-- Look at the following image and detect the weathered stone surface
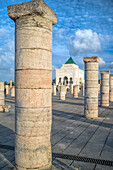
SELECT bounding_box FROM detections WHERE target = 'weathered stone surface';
[84,109,98,119]
[60,86,65,100]
[15,135,51,168]
[16,49,52,70]
[15,108,52,136]
[110,75,113,102]
[73,85,79,98]
[85,71,98,80]
[53,84,56,96]
[0,82,5,112]
[84,56,99,119]
[100,71,110,107]
[15,89,52,108]
[16,27,52,51]
[10,80,12,89]
[16,70,52,89]
[85,87,98,98]
[82,83,84,96]
[11,86,15,97]
[85,62,98,71]
[5,85,9,95]
[85,80,98,88]
[7,0,57,25]
[16,15,52,31]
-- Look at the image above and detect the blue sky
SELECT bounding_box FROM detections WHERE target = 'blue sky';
[0,0,113,81]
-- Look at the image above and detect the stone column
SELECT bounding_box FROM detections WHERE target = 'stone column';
[0,82,5,112]
[6,85,9,95]
[11,86,15,97]
[10,80,12,89]
[70,83,73,94]
[110,75,113,102]
[83,57,99,119]
[8,1,57,170]
[73,85,79,98]
[53,84,56,96]
[82,83,84,96]
[60,86,65,100]
[100,71,110,106]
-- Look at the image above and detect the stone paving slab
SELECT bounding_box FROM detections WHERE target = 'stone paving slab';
[0,92,113,169]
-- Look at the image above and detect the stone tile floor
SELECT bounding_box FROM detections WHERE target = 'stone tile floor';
[0,91,113,169]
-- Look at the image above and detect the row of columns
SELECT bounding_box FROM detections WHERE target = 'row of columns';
[0,82,14,112]
[5,84,15,97]
[53,83,81,100]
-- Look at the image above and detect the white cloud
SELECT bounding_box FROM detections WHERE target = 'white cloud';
[99,57,106,68]
[69,29,102,56]
[53,27,65,38]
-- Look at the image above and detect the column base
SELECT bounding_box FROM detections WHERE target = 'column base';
[16,165,58,170]
[85,110,98,119]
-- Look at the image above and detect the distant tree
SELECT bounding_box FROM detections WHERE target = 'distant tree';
[12,82,15,86]
[4,81,8,85]
[98,79,101,84]
[52,78,56,85]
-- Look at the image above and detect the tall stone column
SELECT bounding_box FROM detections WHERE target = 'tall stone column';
[11,86,15,97]
[73,85,79,98]
[6,85,9,95]
[53,84,56,96]
[70,83,73,94]
[60,86,65,100]
[100,71,110,106]
[110,75,113,102]
[10,80,12,89]
[8,1,57,170]
[83,57,99,119]
[0,82,5,112]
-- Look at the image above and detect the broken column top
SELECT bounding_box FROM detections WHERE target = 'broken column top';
[83,56,99,63]
[7,0,57,25]
[100,71,110,74]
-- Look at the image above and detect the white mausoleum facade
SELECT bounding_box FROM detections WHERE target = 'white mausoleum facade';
[56,57,84,86]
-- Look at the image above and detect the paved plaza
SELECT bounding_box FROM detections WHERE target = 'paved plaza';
[0,91,113,170]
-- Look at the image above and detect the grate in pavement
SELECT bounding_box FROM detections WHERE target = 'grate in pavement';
[52,153,113,167]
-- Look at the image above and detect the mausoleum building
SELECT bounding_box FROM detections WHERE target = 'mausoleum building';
[56,57,84,86]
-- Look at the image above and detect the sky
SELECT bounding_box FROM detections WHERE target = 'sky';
[0,0,113,82]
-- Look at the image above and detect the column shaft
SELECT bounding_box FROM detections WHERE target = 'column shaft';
[100,71,110,106]
[110,75,113,102]
[53,84,56,96]
[11,86,15,97]
[0,82,5,112]
[10,80,12,89]
[60,86,65,100]
[84,57,99,119]
[6,85,9,95]
[73,85,79,98]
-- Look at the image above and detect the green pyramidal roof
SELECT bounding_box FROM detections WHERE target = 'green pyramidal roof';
[65,57,76,65]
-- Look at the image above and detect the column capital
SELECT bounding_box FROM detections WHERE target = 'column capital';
[100,71,110,74]
[83,56,99,63]
[110,74,113,77]
[7,0,57,25]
